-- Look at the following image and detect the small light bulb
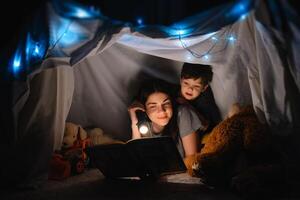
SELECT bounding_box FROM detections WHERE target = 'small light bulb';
[137,18,143,25]
[211,36,218,42]
[177,30,185,35]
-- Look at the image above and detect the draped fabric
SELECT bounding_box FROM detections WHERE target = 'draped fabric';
[1,0,299,184]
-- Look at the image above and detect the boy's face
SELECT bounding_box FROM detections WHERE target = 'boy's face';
[180,77,208,100]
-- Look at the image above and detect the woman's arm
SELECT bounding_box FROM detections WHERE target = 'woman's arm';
[181,131,198,156]
[128,102,145,139]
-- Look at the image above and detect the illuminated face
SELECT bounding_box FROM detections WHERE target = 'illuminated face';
[145,92,173,132]
[180,78,207,101]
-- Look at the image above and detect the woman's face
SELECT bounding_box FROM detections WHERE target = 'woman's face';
[145,92,173,129]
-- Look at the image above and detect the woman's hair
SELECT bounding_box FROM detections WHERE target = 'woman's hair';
[136,78,179,140]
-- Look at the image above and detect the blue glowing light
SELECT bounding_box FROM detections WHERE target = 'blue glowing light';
[239,13,247,21]
[177,30,185,35]
[136,18,143,26]
[167,28,192,38]
[238,3,245,11]
[13,56,21,68]
[228,35,237,43]
[232,3,246,14]
[25,33,46,65]
[167,22,194,38]
[227,0,251,19]
[11,48,22,74]
[50,17,89,48]
[211,36,218,42]
[63,3,100,19]
[204,54,210,60]
[74,7,92,18]
[60,31,79,46]
[34,45,40,55]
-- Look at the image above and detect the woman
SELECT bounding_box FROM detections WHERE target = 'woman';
[128,79,202,158]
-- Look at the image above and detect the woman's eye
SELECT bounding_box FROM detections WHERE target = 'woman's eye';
[148,106,156,110]
[163,102,172,107]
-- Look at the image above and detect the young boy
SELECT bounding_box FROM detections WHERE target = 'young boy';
[179,62,221,134]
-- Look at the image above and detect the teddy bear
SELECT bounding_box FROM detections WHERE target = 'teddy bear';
[62,122,90,149]
[184,104,286,198]
[49,122,92,180]
[49,123,118,180]
[85,127,117,145]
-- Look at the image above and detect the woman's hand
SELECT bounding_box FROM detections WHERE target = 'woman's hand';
[128,101,145,125]
[128,101,145,139]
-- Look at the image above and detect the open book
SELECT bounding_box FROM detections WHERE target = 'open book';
[86,136,187,179]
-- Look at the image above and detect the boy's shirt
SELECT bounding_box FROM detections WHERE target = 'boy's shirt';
[190,86,221,133]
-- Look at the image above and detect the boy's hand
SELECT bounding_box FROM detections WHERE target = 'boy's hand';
[199,119,209,132]
[197,113,209,132]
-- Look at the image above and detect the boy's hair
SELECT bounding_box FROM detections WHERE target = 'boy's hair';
[181,63,213,85]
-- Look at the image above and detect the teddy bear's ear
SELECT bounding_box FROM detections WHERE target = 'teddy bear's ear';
[227,103,242,118]
[78,126,88,140]
[65,122,77,135]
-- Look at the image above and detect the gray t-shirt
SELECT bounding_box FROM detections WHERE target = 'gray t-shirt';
[144,105,203,158]
[176,105,204,157]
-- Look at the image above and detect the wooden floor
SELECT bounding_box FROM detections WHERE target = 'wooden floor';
[2,168,300,200]
[1,169,243,200]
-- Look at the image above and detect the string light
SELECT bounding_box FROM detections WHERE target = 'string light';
[11,47,22,75]
[136,17,143,26]
[211,36,218,42]
[8,0,250,77]
[203,54,210,61]
[176,9,247,62]
[186,55,193,61]
[227,34,237,44]
[240,14,247,20]
[34,45,40,54]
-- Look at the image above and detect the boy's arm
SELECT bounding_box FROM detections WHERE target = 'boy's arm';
[181,131,198,156]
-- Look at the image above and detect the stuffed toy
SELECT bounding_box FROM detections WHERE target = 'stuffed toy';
[49,122,92,180]
[62,122,90,149]
[184,104,286,198]
[86,127,117,145]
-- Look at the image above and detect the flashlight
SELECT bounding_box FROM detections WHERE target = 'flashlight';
[135,110,152,135]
